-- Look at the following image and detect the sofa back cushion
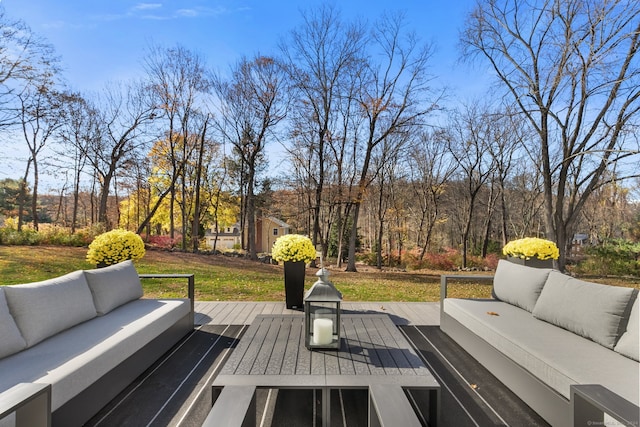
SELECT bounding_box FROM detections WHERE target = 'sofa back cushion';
[4,271,97,347]
[532,271,635,349]
[614,292,639,361]
[0,287,27,358]
[492,259,552,312]
[84,260,143,315]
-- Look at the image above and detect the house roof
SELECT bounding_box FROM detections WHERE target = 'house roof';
[263,216,290,228]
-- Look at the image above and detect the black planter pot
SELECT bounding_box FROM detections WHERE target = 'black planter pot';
[284,261,305,309]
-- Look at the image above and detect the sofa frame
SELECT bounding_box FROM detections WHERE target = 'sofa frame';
[440,274,639,427]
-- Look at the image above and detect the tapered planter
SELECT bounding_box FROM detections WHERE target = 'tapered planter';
[284,261,306,309]
[507,256,554,269]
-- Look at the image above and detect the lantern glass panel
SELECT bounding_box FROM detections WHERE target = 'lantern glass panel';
[306,301,340,348]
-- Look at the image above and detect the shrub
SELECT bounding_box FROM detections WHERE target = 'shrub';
[143,234,180,249]
[37,225,91,246]
[577,239,640,276]
[420,251,457,271]
[0,227,41,245]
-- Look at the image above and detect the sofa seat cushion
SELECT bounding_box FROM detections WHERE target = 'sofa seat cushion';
[0,298,190,410]
[532,271,635,349]
[84,260,144,315]
[4,271,97,347]
[0,288,26,359]
[492,259,552,312]
[444,298,639,405]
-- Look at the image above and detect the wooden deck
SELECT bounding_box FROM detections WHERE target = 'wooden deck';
[194,301,441,326]
[88,301,550,426]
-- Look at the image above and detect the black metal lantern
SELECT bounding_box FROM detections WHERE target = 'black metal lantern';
[304,268,342,350]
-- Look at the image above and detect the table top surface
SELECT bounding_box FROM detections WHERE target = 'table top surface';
[213,314,438,389]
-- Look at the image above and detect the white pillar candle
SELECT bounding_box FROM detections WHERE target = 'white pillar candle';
[313,318,333,345]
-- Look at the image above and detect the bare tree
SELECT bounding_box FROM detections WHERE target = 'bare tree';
[462,0,640,269]
[55,92,100,232]
[370,133,407,268]
[0,7,61,230]
[280,4,367,255]
[483,107,524,246]
[408,130,458,259]
[345,11,438,272]
[142,44,210,245]
[446,104,496,268]
[89,81,157,228]
[213,55,287,260]
[0,7,57,128]
[16,77,64,231]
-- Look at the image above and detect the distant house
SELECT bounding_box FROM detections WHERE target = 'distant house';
[204,216,291,253]
[204,223,241,250]
[570,233,591,257]
[255,216,291,253]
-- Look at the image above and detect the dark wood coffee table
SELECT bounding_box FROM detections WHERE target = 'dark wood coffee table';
[212,314,440,426]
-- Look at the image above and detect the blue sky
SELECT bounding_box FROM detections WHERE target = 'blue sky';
[1,1,491,188]
[2,0,485,96]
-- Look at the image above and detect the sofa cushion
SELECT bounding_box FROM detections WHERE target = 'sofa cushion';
[0,298,190,410]
[0,288,27,359]
[615,293,639,361]
[84,260,144,315]
[444,298,639,405]
[4,271,97,347]
[532,271,635,349]
[492,259,552,312]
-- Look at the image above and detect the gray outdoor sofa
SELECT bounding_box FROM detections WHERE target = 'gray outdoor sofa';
[0,260,194,427]
[440,259,639,427]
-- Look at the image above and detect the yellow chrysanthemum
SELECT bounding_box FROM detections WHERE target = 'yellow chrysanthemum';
[87,229,146,266]
[272,234,316,264]
[503,237,559,260]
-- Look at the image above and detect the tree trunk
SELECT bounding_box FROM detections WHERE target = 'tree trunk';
[346,202,360,272]
[192,119,208,253]
[461,200,475,269]
[31,159,39,231]
[71,168,81,234]
[98,171,113,228]
[246,168,258,260]
[17,164,31,232]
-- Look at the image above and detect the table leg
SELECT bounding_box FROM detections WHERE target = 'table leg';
[322,387,330,427]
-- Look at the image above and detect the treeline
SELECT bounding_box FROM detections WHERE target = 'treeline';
[1,2,640,272]
[2,167,638,269]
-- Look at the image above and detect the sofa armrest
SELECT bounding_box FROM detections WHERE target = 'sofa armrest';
[440,274,494,301]
[139,273,195,326]
[0,383,51,427]
[571,384,639,427]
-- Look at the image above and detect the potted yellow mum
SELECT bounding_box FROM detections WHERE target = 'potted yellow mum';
[272,234,316,309]
[87,229,146,268]
[502,237,559,268]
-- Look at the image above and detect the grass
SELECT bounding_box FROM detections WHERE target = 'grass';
[1,245,637,302]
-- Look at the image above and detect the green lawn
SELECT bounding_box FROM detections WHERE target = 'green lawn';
[1,245,637,302]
